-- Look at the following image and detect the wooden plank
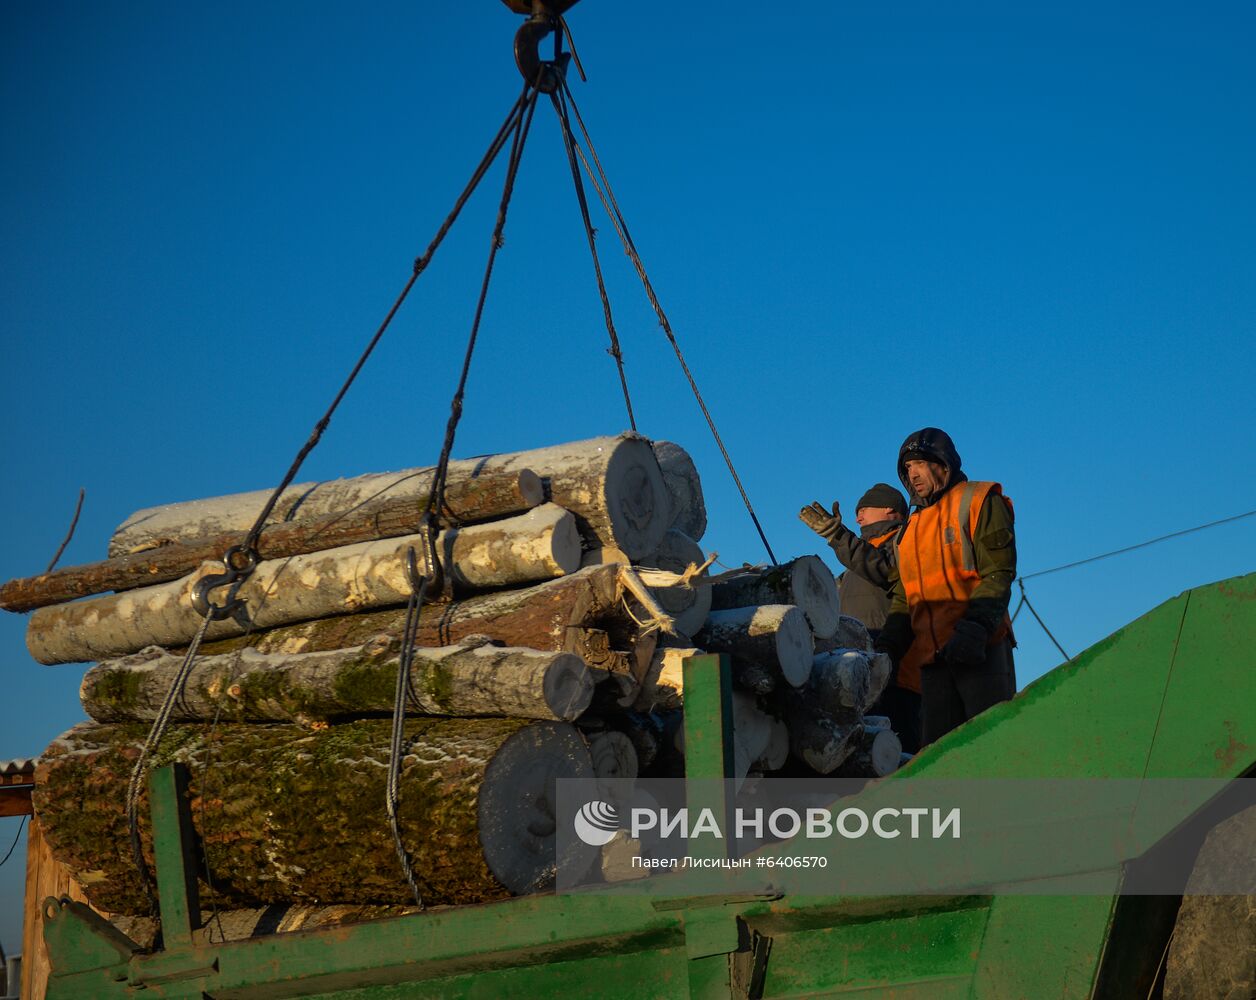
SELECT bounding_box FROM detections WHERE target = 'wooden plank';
[21,814,101,1000]
[0,787,32,817]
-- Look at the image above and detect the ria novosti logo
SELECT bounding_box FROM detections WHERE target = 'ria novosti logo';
[573,800,620,846]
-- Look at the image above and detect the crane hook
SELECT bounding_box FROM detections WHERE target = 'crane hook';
[190,543,258,623]
[506,0,579,93]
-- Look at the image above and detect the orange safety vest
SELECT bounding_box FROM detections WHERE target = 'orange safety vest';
[895,481,1014,693]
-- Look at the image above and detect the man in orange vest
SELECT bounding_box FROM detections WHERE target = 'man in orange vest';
[799,483,921,751]
[874,427,1017,746]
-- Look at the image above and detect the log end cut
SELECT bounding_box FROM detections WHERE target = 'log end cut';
[477,722,597,895]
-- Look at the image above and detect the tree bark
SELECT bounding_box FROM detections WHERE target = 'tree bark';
[198,564,625,658]
[710,556,841,640]
[34,718,596,915]
[110,433,670,561]
[28,505,582,665]
[80,638,595,724]
[651,441,707,542]
[636,529,712,639]
[696,605,814,691]
[1,470,544,613]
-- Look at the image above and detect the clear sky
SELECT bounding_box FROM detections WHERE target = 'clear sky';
[2,1,1254,954]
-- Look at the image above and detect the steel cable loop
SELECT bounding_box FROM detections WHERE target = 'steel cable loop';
[124,86,531,917]
[558,78,778,565]
[550,86,636,431]
[385,83,544,908]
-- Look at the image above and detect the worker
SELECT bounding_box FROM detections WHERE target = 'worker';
[799,483,920,752]
[875,427,1017,746]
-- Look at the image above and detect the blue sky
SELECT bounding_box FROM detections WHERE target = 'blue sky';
[2,2,1254,951]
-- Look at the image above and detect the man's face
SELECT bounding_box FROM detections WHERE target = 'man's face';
[904,459,950,500]
[855,505,900,527]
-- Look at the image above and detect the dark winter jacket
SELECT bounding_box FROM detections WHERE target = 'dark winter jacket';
[829,517,903,632]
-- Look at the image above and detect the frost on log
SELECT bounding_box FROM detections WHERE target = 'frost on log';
[27,504,582,664]
[110,433,670,561]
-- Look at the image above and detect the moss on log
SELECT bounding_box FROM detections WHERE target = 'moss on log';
[80,639,595,724]
[34,717,595,915]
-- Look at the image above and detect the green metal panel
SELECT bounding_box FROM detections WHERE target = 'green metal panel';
[757,903,987,997]
[1142,573,1255,779]
[902,592,1191,779]
[970,890,1120,999]
[148,764,200,949]
[313,947,690,1000]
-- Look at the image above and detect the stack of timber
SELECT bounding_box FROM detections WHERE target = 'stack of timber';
[5,432,903,921]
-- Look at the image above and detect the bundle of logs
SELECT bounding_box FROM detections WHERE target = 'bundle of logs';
[6,432,902,922]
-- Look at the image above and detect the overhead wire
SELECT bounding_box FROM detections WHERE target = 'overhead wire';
[551,84,636,431]
[1014,507,1256,662]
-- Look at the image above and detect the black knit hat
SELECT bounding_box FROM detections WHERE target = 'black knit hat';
[856,483,908,519]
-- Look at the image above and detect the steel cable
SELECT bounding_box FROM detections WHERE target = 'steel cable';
[558,78,778,564]
[550,86,636,430]
[385,83,543,908]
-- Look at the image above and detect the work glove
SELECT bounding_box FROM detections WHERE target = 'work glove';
[942,619,988,668]
[799,500,842,540]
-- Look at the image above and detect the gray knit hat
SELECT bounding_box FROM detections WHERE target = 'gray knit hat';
[856,483,908,519]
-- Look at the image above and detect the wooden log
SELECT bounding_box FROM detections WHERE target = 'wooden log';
[0,469,544,613]
[834,726,903,779]
[754,717,790,772]
[651,441,707,541]
[611,713,667,773]
[731,691,777,784]
[635,529,713,638]
[110,433,670,561]
[866,652,893,712]
[809,649,871,719]
[781,704,862,775]
[697,605,813,691]
[27,505,582,665]
[633,646,699,711]
[589,730,639,782]
[79,638,595,724]
[198,564,624,658]
[814,615,873,654]
[709,556,841,640]
[34,718,596,915]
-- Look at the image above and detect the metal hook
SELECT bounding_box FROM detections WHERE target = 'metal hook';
[191,543,258,622]
[508,0,580,93]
